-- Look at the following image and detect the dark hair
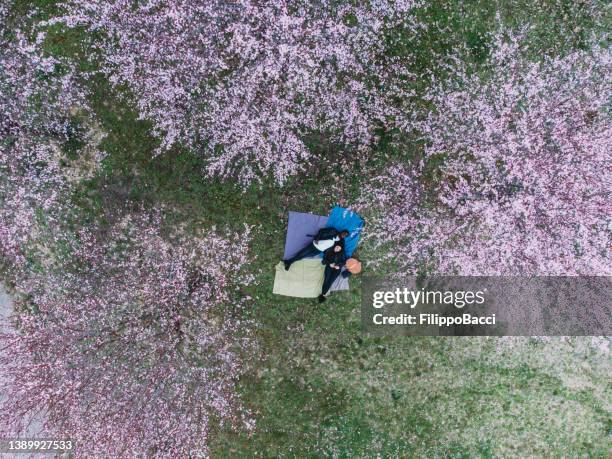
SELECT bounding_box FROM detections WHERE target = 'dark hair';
[339,230,350,238]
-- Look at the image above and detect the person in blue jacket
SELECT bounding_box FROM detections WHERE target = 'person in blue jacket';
[283,228,349,270]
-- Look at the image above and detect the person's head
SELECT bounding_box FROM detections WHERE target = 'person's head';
[339,230,349,239]
[333,244,342,253]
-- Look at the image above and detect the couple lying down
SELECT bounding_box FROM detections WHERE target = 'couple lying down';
[283,227,361,303]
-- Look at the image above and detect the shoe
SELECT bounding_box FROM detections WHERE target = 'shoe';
[318,294,326,303]
[284,261,291,271]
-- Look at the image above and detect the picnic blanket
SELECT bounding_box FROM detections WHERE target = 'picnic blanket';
[325,206,364,257]
[272,259,324,298]
[283,211,330,260]
[272,259,349,298]
[283,206,364,260]
[274,206,363,298]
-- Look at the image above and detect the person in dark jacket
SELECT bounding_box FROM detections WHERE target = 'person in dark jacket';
[283,228,349,270]
[318,242,347,303]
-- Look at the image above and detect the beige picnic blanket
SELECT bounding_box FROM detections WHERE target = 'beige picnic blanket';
[273,259,324,298]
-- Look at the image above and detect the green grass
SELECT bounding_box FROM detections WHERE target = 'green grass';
[7,0,611,457]
[209,336,610,457]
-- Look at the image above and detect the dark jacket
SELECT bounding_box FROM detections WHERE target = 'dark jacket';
[322,242,347,268]
[310,227,340,242]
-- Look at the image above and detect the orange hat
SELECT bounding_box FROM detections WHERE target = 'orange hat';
[346,258,362,274]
